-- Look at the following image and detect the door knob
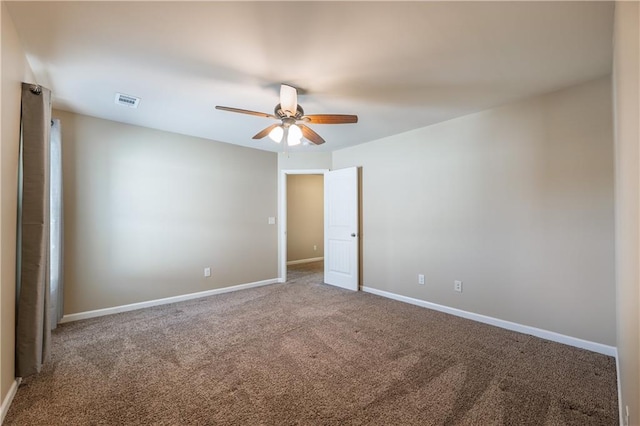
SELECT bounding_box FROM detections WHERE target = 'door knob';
[351,233,357,237]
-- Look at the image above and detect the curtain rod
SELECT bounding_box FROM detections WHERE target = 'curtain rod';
[29,84,42,95]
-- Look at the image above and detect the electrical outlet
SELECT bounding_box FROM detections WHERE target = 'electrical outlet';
[314,245,317,251]
[204,267,211,277]
[454,280,463,292]
[418,274,425,285]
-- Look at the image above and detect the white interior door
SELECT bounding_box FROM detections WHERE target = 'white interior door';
[324,167,359,291]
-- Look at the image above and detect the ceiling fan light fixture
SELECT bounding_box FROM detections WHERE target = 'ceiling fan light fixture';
[216,83,357,147]
[268,125,284,143]
[287,124,302,146]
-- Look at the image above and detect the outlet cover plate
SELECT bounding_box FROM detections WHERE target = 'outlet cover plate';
[454,280,463,292]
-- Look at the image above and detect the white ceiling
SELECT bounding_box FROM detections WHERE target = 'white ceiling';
[6,1,614,152]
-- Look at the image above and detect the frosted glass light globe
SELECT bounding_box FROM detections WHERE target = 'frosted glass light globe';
[268,126,284,143]
[287,124,302,146]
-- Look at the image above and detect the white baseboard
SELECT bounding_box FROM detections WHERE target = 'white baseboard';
[362,286,617,357]
[287,257,324,266]
[1,378,21,424]
[60,278,280,323]
[616,350,624,426]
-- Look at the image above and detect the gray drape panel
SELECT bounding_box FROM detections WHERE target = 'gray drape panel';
[16,83,52,377]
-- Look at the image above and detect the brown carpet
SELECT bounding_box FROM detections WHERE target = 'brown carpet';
[5,262,618,425]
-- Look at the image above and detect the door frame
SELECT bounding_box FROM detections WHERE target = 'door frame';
[278,169,329,283]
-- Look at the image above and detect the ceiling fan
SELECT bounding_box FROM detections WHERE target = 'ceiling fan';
[215,84,358,146]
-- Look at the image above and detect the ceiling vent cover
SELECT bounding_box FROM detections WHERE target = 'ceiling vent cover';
[115,93,140,108]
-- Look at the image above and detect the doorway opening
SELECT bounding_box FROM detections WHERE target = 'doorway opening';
[279,169,328,283]
[286,174,324,280]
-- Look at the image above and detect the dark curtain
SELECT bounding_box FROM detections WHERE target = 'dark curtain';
[16,83,52,377]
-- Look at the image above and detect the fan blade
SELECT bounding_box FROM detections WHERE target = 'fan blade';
[300,124,326,145]
[252,124,280,140]
[302,114,358,124]
[215,106,277,119]
[280,84,298,117]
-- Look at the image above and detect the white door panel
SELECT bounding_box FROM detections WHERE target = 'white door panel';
[324,167,359,291]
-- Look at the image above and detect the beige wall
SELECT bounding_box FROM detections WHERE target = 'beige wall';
[333,77,615,346]
[278,152,332,171]
[55,110,278,314]
[0,3,36,406]
[613,1,640,423]
[287,175,323,262]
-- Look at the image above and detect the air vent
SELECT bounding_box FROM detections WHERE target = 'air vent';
[115,93,140,108]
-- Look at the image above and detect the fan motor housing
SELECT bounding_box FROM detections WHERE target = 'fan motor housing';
[275,103,304,119]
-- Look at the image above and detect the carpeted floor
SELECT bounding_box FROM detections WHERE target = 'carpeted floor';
[5,262,618,425]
